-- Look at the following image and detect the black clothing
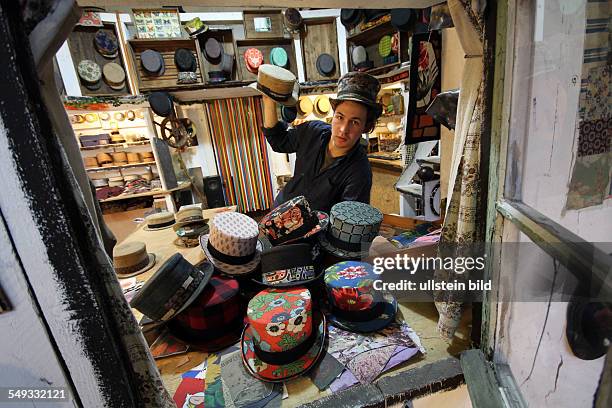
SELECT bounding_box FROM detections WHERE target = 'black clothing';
[263,120,372,214]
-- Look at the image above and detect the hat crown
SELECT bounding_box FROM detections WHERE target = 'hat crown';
[247,288,312,352]
[113,241,148,268]
[258,195,318,245]
[146,211,175,228]
[324,261,380,312]
[209,212,259,257]
[328,201,383,244]
[256,64,296,97]
[335,71,380,105]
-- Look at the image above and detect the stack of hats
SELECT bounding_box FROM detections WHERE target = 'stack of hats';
[96,152,113,167]
[84,157,98,168]
[112,152,128,165]
[92,178,108,188]
[94,30,119,58]
[112,241,156,278]
[110,133,126,144]
[102,62,126,91]
[173,207,209,248]
[77,60,102,91]
[244,48,264,74]
[108,176,124,187]
[144,211,176,231]
[141,49,165,76]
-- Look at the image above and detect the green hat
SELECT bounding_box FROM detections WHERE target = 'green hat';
[270,47,288,68]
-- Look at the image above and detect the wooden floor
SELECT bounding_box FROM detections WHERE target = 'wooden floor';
[103,208,150,244]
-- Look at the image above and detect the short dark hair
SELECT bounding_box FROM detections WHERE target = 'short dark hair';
[333,100,380,133]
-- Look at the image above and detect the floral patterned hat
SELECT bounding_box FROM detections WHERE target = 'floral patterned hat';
[258,196,329,246]
[319,201,383,259]
[241,288,327,382]
[200,212,263,276]
[324,261,397,333]
[168,275,244,352]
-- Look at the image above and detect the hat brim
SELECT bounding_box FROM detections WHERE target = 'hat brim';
[248,81,299,107]
[166,318,243,352]
[200,234,263,275]
[116,253,157,279]
[318,231,371,260]
[328,293,397,333]
[241,310,327,382]
[144,221,176,231]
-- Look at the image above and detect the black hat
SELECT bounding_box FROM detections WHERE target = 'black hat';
[174,48,197,72]
[208,70,227,83]
[281,105,297,123]
[364,9,388,22]
[391,9,416,31]
[340,9,363,28]
[204,37,222,62]
[316,53,336,77]
[330,72,383,117]
[254,243,323,288]
[141,49,165,76]
[148,92,173,117]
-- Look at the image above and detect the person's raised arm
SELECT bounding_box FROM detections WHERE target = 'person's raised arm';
[262,95,279,128]
[261,95,301,153]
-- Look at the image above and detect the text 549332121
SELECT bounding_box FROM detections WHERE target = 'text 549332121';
[2,388,69,402]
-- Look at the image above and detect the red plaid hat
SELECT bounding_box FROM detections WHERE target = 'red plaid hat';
[168,276,245,351]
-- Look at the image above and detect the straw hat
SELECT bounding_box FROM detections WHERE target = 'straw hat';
[84,157,99,168]
[113,241,156,278]
[313,95,331,116]
[102,62,126,90]
[126,152,141,164]
[145,211,176,231]
[175,207,204,226]
[249,64,299,107]
[96,152,112,165]
[112,152,128,164]
[297,96,313,116]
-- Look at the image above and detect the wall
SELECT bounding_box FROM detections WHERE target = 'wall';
[495,1,611,406]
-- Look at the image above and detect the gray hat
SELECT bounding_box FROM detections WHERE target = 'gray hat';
[330,72,383,117]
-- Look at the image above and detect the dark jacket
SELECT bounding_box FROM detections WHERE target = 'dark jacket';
[263,120,372,214]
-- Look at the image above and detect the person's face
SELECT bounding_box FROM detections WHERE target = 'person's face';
[331,101,369,152]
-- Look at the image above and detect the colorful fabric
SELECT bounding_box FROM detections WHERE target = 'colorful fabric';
[378,35,392,57]
[204,97,274,212]
[258,195,319,245]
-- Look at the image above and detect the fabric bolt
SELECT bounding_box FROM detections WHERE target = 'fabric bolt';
[204,97,274,212]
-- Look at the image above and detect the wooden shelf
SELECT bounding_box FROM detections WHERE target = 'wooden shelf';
[366,62,402,76]
[347,19,394,44]
[86,161,156,172]
[99,181,191,203]
[235,38,292,47]
[80,140,150,151]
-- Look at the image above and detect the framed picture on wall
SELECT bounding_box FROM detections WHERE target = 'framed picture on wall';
[131,8,183,39]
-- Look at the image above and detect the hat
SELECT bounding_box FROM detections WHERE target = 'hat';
[241,288,326,382]
[208,70,227,83]
[244,48,264,74]
[96,152,112,166]
[127,152,141,164]
[258,196,329,246]
[140,49,165,76]
[130,253,214,321]
[113,241,156,278]
[174,48,197,72]
[255,243,322,287]
[316,53,336,77]
[270,47,289,68]
[94,30,118,58]
[351,45,367,66]
[313,95,331,116]
[177,71,198,84]
[175,206,204,225]
[390,9,416,32]
[200,212,262,275]
[284,8,303,33]
[378,35,392,58]
[77,60,102,88]
[249,64,299,107]
[204,37,222,62]
[280,106,297,123]
[297,96,313,116]
[324,261,397,333]
[364,9,388,22]
[318,201,383,259]
[174,222,210,248]
[340,9,363,28]
[330,72,383,117]
[84,157,99,168]
[221,52,234,75]
[168,275,244,351]
[144,211,176,231]
[148,92,173,117]
[184,17,208,37]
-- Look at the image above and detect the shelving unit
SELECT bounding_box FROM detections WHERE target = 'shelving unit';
[86,161,157,172]
[80,140,150,151]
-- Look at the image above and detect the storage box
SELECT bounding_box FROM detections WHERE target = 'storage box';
[80,134,110,147]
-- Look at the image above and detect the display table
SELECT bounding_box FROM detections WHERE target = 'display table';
[120,211,470,407]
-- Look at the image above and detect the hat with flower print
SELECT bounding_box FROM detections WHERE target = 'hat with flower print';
[324,261,397,333]
[200,212,263,276]
[241,287,327,382]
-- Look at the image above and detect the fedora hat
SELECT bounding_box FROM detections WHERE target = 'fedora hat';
[297,96,313,116]
[175,206,204,226]
[130,253,214,321]
[318,201,383,259]
[113,241,156,278]
[254,243,323,288]
[174,48,197,72]
[200,212,263,276]
[330,72,383,117]
[168,275,244,351]
[283,8,303,33]
[313,95,331,116]
[241,288,327,382]
[324,261,397,333]
[258,196,329,246]
[140,49,165,76]
[280,105,297,123]
[316,53,335,77]
[204,37,222,62]
[249,64,299,107]
[244,47,264,74]
[94,30,119,58]
[144,211,176,231]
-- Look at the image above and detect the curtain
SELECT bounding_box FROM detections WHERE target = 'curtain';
[205,97,274,212]
[434,0,487,340]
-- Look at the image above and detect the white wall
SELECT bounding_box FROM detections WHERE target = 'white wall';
[495,1,611,406]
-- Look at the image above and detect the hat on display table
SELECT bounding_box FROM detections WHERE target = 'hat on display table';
[318,201,383,260]
[113,241,156,278]
[254,243,322,288]
[174,208,209,249]
[130,253,214,321]
[200,212,262,276]
[249,64,299,107]
[241,287,326,382]
[144,211,176,231]
[324,261,397,333]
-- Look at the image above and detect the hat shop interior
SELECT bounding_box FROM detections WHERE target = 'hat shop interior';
[5,0,610,407]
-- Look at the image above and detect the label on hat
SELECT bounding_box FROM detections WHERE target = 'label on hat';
[263,266,315,285]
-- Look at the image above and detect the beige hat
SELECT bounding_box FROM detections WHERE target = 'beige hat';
[249,64,299,107]
[145,211,176,231]
[127,152,141,164]
[84,157,99,168]
[297,96,313,116]
[96,152,113,165]
[314,95,331,116]
[113,241,156,278]
[112,152,128,164]
[175,207,204,226]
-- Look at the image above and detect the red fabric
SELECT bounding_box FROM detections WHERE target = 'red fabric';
[244,48,263,70]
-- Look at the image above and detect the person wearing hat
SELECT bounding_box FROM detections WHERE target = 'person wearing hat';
[261,72,383,214]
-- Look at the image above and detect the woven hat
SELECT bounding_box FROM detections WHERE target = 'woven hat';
[145,211,176,231]
[94,30,119,58]
[249,64,299,107]
[330,72,383,117]
[130,253,214,321]
[113,241,156,278]
[174,222,210,248]
[258,196,329,246]
[244,48,264,74]
[316,53,335,77]
[270,47,289,68]
[112,152,128,164]
[241,288,326,382]
[168,275,244,351]
[254,243,322,288]
[84,157,98,168]
[204,37,222,62]
[283,8,303,33]
[175,207,204,227]
[324,261,397,333]
[313,95,331,116]
[200,212,263,275]
[174,48,197,72]
[318,201,383,259]
[140,49,165,76]
[297,96,313,116]
[102,62,126,90]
